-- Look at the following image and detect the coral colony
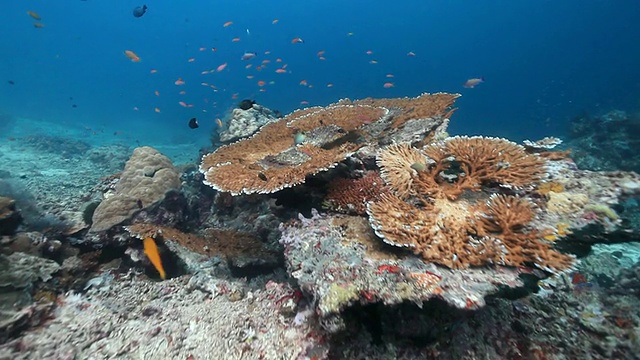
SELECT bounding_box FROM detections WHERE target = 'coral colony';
[2,93,640,358]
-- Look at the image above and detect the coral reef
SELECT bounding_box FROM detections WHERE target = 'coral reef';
[200,93,458,195]
[22,135,91,159]
[90,147,181,232]
[0,197,22,235]
[567,110,640,173]
[218,104,279,143]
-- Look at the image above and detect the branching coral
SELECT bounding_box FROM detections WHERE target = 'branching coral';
[323,171,389,215]
[369,139,573,272]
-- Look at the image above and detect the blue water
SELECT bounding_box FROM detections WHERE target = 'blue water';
[1,0,639,147]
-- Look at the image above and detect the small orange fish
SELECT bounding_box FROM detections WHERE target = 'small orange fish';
[264,50,271,55]
[231,93,239,99]
[188,58,195,62]
[245,64,253,69]
[223,21,233,27]
[124,50,141,62]
[154,90,160,96]
[272,19,279,24]
[150,69,157,74]
[386,74,394,78]
[366,50,373,55]
[231,37,241,42]
[179,90,186,95]
[291,37,304,44]
[300,100,309,105]
[246,75,254,79]
[179,101,188,107]
[33,22,45,29]
[383,82,394,88]
[154,107,161,113]
[216,118,224,127]
[257,80,266,86]
[463,77,484,88]
[175,78,185,86]
[216,63,228,72]
[317,50,325,56]
[299,79,308,86]
[276,58,282,62]
[275,68,286,73]
[143,237,166,280]
[27,11,41,20]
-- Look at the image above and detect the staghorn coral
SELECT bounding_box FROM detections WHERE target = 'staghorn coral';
[90,147,180,232]
[323,171,389,215]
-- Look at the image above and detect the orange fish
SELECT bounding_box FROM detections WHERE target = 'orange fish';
[27,11,41,20]
[154,90,160,96]
[175,78,185,85]
[154,107,161,113]
[365,50,373,55]
[386,74,394,78]
[216,63,228,72]
[179,101,188,107]
[257,80,266,86]
[246,75,254,79]
[291,37,304,44]
[143,237,166,280]
[300,100,309,105]
[299,79,308,86]
[272,19,279,24]
[150,69,157,74]
[216,118,224,127]
[223,21,233,27]
[33,22,45,28]
[275,68,287,74]
[188,58,195,62]
[124,50,141,62]
[245,64,253,69]
[231,37,241,42]
[317,50,325,56]
[463,77,484,88]
[383,82,394,88]
[179,90,186,95]
[276,58,282,62]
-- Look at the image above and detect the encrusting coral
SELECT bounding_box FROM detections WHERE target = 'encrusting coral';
[323,171,390,215]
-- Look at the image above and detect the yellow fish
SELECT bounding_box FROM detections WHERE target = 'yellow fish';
[143,237,166,279]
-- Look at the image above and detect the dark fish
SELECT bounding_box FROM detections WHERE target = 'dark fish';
[8,80,14,85]
[72,104,77,108]
[238,99,255,110]
[133,5,147,18]
[188,118,199,129]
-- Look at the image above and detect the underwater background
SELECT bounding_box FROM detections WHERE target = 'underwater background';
[2,0,639,154]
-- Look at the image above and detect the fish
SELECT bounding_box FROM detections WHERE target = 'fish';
[154,107,161,113]
[188,117,199,129]
[33,22,45,28]
[317,50,325,56]
[463,77,484,88]
[223,21,233,27]
[174,78,185,85]
[231,37,241,42]
[132,5,147,18]
[150,69,157,74]
[275,68,287,73]
[240,51,257,60]
[299,79,308,86]
[365,50,373,55]
[407,51,416,56]
[257,80,266,87]
[154,90,160,96]
[386,74,394,78]
[27,11,41,20]
[383,82,394,88]
[216,118,223,127]
[216,63,228,72]
[143,237,166,279]
[124,50,141,62]
[272,19,279,24]
[291,37,304,44]
[238,99,255,110]
[8,80,14,85]
[179,101,188,107]
[188,58,195,62]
